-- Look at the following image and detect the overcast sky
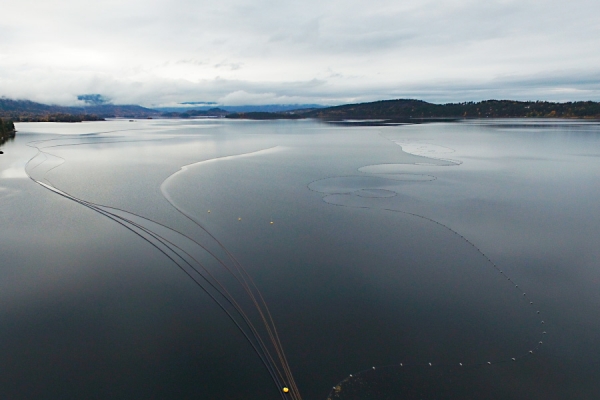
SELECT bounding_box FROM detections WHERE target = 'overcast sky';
[1,0,599,106]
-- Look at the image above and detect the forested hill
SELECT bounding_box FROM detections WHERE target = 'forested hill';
[0,98,159,120]
[303,99,600,119]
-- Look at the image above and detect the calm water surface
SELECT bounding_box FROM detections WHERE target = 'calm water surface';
[1,119,599,399]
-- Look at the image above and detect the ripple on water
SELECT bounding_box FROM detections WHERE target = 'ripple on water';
[308,172,436,200]
[355,188,397,198]
[308,176,402,195]
[358,165,437,180]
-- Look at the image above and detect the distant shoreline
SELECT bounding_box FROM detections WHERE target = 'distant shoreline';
[2,98,600,122]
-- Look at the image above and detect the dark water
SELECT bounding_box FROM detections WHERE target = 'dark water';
[1,119,599,399]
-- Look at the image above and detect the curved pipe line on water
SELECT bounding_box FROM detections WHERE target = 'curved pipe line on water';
[159,145,303,399]
[25,136,300,400]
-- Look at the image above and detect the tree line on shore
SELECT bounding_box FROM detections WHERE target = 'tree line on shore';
[0,118,16,136]
[0,117,16,147]
[302,99,600,120]
[9,114,104,122]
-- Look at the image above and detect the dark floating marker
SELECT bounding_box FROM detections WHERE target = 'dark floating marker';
[529,351,533,354]
[512,358,516,361]
[543,331,547,334]
[459,363,462,366]
[487,362,491,365]
[0,150,4,154]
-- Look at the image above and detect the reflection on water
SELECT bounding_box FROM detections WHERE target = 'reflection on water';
[0,119,599,399]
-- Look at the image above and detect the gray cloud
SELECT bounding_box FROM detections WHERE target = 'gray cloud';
[1,0,599,106]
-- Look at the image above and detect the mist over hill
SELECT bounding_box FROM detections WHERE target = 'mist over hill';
[155,104,325,113]
[0,98,158,121]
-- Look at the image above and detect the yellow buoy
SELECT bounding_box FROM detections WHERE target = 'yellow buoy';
[207,210,211,213]
[270,221,274,225]
[238,217,242,221]
[282,387,289,393]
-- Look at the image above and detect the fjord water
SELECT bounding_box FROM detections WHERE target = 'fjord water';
[1,119,599,399]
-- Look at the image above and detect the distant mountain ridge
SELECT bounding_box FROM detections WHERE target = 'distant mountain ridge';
[155,104,325,113]
[0,98,158,120]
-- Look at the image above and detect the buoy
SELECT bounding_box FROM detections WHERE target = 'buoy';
[282,387,289,393]
[459,363,462,366]
[270,221,274,224]
[429,363,432,366]
[238,217,242,221]
[487,362,491,365]
[512,358,516,361]
[208,210,211,213]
